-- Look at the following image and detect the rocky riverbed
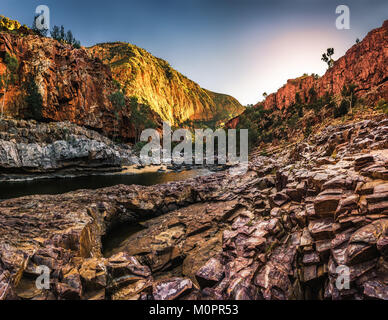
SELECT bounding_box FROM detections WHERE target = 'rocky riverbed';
[0,117,387,300]
[0,119,233,182]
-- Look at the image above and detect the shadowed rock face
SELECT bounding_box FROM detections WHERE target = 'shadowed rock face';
[0,32,129,138]
[0,119,139,175]
[0,116,387,300]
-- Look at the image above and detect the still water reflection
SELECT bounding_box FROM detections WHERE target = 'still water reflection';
[0,168,211,200]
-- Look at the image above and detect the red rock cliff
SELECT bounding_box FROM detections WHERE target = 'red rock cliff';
[0,31,242,141]
[0,32,138,138]
[260,20,388,111]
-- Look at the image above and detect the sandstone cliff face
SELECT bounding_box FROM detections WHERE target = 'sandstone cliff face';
[0,32,128,137]
[260,20,388,111]
[0,32,242,143]
[87,42,244,125]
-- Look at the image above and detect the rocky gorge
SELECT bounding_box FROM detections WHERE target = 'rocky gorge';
[0,116,387,300]
[0,14,387,302]
[0,28,243,142]
[0,118,231,182]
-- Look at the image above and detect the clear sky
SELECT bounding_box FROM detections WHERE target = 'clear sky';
[2,0,387,105]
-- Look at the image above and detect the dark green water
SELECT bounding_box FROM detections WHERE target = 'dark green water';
[0,168,210,200]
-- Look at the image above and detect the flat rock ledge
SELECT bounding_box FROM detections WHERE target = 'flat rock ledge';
[0,119,139,177]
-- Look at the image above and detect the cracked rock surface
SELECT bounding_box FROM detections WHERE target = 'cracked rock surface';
[0,118,387,300]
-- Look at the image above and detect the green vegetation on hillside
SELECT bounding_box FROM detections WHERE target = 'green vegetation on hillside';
[376,99,388,114]
[24,76,43,120]
[129,96,158,143]
[51,25,81,48]
[0,15,32,36]
[235,105,273,149]
[109,88,126,141]
[235,83,361,149]
[0,15,21,31]
[32,14,48,37]
[0,52,19,119]
[334,84,357,118]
